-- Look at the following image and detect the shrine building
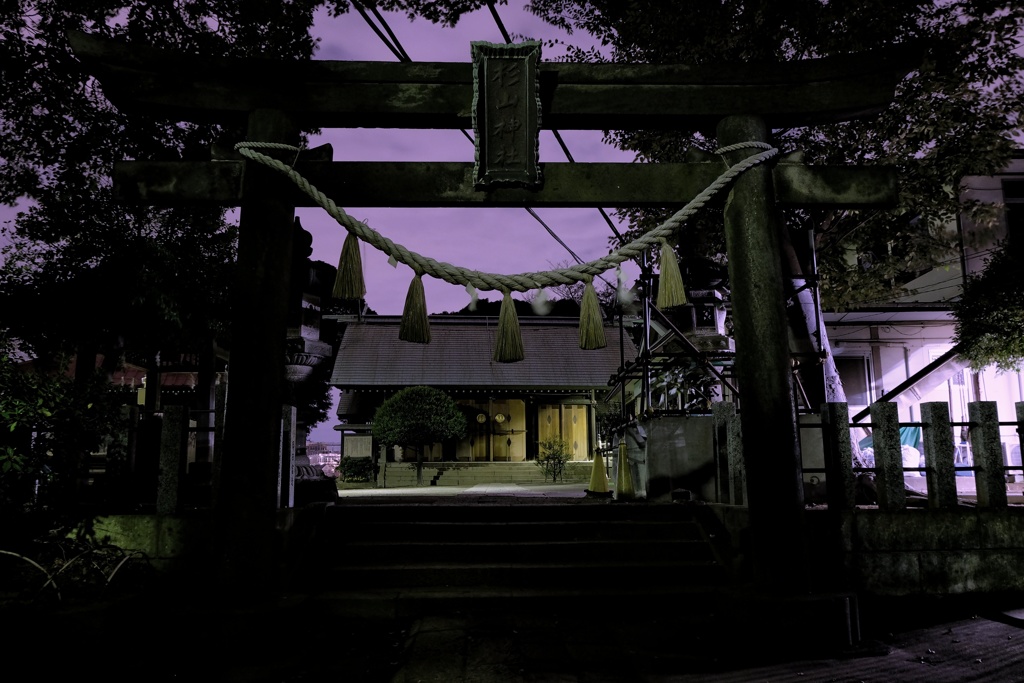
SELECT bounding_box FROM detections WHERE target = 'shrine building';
[328,315,636,464]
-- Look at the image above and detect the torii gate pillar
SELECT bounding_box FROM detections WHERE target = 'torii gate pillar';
[215,108,298,587]
[718,115,807,591]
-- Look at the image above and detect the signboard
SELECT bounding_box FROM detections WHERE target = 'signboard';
[343,434,373,458]
[471,40,542,189]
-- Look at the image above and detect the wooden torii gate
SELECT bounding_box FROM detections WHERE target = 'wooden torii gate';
[69,31,918,590]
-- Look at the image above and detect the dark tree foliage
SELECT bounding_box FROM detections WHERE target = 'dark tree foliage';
[522,0,1023,312]
[372,385,468,452]
[953,242,1024,371]
[322,0,506,27]
[5,1,1022,463]
[0,2,516,507]
[0,2,321,361]
[0,350,126,515]
[0,3,327,511]
[310,1,1024,375]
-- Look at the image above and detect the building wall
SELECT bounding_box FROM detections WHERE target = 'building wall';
[830,325,1023,475]
[960,156,1024,275]
[823,158,1024,471]
[454,398,528,462]
[346,394,599,465]
[443,397,593,463]
[537,403,589,461]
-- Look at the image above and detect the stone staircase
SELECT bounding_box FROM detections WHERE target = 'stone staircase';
[379,461,591,488]
[294,498,738,621]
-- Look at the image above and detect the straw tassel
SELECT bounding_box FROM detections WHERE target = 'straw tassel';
[578,278,607,350]
[493,290,524,363]
[398,273,430,344]
[656,238,687,309]
[332,232,366,300]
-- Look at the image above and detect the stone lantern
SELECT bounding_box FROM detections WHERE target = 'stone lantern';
[681,289,734,353]
[283,218,333,384]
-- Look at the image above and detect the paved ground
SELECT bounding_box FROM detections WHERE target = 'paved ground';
[388,607,1024,683]
[9,482,1024,682]
[18,585,1023,683]
[334,482,1024,683]
[339,479,1024,503]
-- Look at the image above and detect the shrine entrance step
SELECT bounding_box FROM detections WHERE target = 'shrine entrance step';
[289,500,737,622]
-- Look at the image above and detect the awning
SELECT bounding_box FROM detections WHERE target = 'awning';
[858,426,922,450]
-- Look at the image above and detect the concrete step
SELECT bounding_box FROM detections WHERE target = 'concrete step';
[300,502,734,605]
[327,501,703,524]
[331,516,705,539]
[332,559,729,590]
[288,500,860,652]
[305,584,738,622]
[338,538,717,564]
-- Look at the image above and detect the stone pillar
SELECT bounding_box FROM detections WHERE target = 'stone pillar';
[216,108,298,590]
[718,115,805,590]
[821,402,856,511]
[869,402,905,511]
[280,405,297,509]
[727,411,745,507]
[642,416,715,503]
[157,405,188,514]
[124,405,139,478]
[969,401,1007,508]
[212,380,228,501]
[144,352,162,412]
[920,401,958,508]
[712,401,731,504]
[713,402,744,505]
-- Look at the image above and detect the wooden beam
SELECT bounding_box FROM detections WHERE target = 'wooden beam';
[113,160,898,208]
[69,31,921,129]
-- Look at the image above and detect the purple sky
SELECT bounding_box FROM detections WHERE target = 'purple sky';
[299,2,640,316]
[0,3,640,316]
[302,3,640,442]
[0,3,643,445]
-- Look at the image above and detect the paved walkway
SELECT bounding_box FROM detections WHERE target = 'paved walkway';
[11,481,1023,682]
[388,607,1024,683]
[336,482,1024,682]
[17,582,1023,682]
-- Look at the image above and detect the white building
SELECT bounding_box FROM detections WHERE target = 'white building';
[826,153,1024,475]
